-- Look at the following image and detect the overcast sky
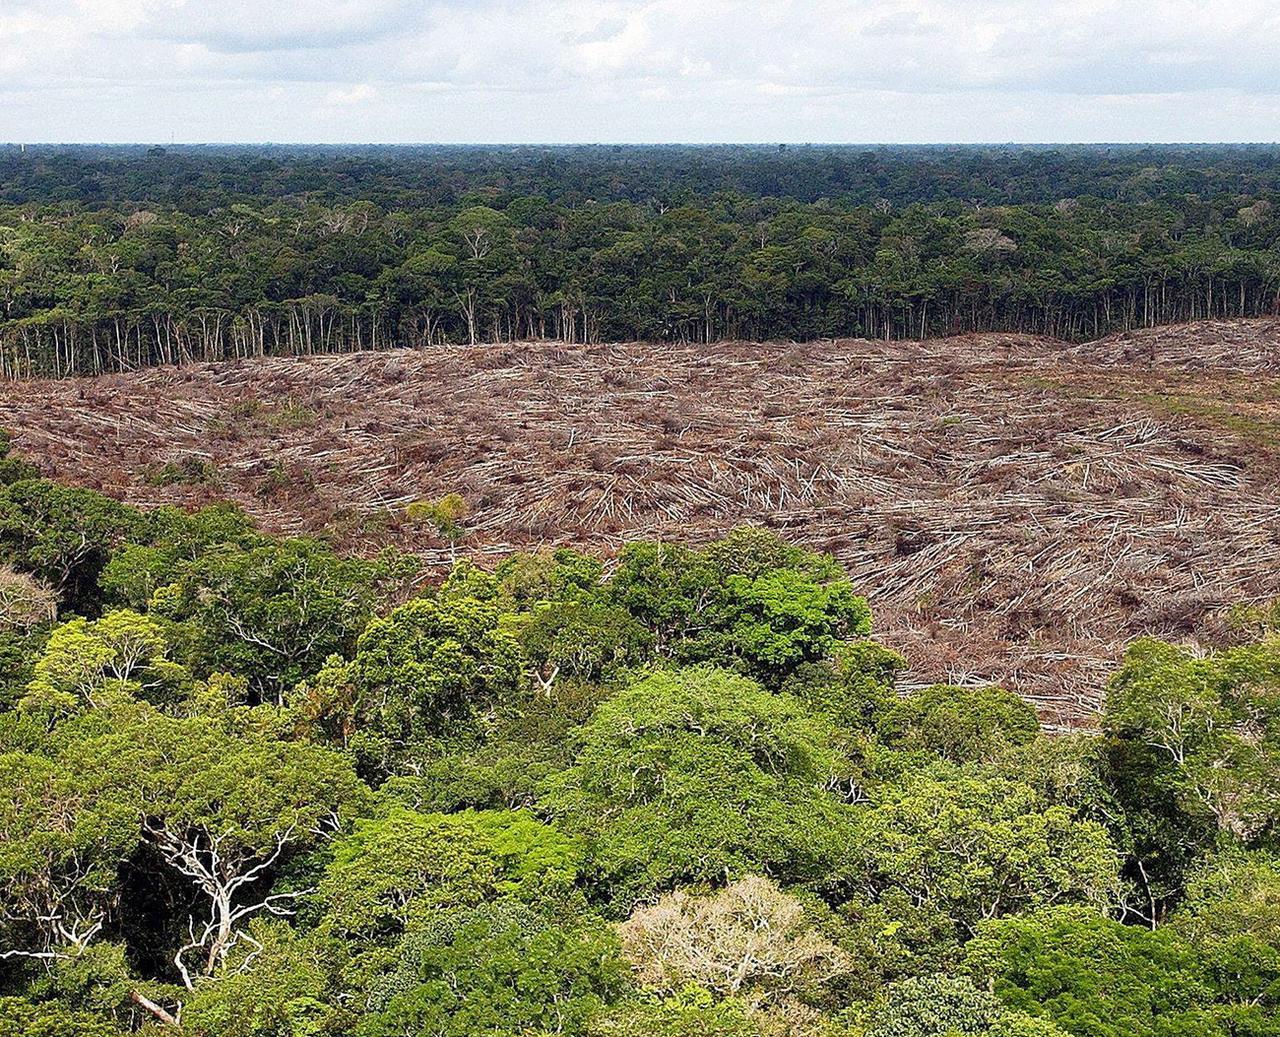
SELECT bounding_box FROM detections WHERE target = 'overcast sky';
[2,0,1277,144]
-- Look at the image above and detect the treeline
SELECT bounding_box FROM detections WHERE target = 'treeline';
[1,432,1278,1036]
[8,144,1280,210]
[2,146,1280,377]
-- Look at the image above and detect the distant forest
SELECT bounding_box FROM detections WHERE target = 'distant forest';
[2,144,1280,377]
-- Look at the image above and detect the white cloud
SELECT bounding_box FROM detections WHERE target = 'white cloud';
[0,0,1276,142]
[324,83,378,106]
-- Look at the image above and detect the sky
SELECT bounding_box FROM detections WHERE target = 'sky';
[2,0,1278,144]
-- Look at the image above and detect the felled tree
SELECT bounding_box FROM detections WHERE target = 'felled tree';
[618,876,851,1008]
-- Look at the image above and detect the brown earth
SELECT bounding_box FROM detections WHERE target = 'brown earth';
[4,319,1280,727]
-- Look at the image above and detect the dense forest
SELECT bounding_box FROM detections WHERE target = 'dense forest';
[3,145,1280,377]
[1,428,1278,1036]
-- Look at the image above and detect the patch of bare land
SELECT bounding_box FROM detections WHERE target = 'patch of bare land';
[4,319,1280,726]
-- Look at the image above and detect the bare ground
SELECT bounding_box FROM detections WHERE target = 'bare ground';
[5,318,1280,727]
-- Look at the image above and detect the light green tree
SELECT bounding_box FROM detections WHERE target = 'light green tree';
[21,610,188,719]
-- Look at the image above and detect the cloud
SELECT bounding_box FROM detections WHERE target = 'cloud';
[0,0,1276,142]
[562,16,628,45]
[325,83,378,106]
[137,0,424,53]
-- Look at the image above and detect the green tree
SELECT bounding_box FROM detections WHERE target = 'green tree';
[0,481,138,612]
[318,806,579,944]
[66,706,368,989]
[0,750,138,960]
[178,918,353,1037]
[21,610,188,720]
[0,430,39,486]
[0,997,124,1037]
[1104,637,1280,841]
[406,493,469,562]
[295,592,523,772]
[540,667,859,910]
[358,900,626,1037]
[861,974,1067,1037]
[964,906,1235,1037]
[151,538,389,704]
[518,598,654,691]
[877,683,1041,764]
[849,771,1120,935]
[606,529,870,683]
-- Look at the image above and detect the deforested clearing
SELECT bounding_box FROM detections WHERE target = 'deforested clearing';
[5,317,1280,725]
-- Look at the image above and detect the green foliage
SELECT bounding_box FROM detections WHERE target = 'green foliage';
[963,905,1270,1037]
[782,639,905,733]
[389,678,609,812]
[590,986,768,1037]
[22,610,188,719]
[2,472,1279,1037]
[0,997,124,1037]
[607,530,871,683]
[518,598,654,686]
[0,628,44,711]
[541,666,858,909]
[407,493,468,557]
[42,702,370,984]
[318,806,580,941]
[357,901,626,1037]
[0,750,138,958]
[0,431,40,486]
[143,455,217,488]
[1104,637,1280,841]
[877,684,1041,764]
[1172,851,1280,1023]
[150,537,391,702]
[179,919,352,1037]
[97,504,262,610]
[24,943,135,1018]
[494,547,604,604]
[296,591,524,772]
[848,771,1120,934]
[0,480,139,612]
[1225,599,1280,641]
[860,974,1064,1037]
[6,146,1280,379]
